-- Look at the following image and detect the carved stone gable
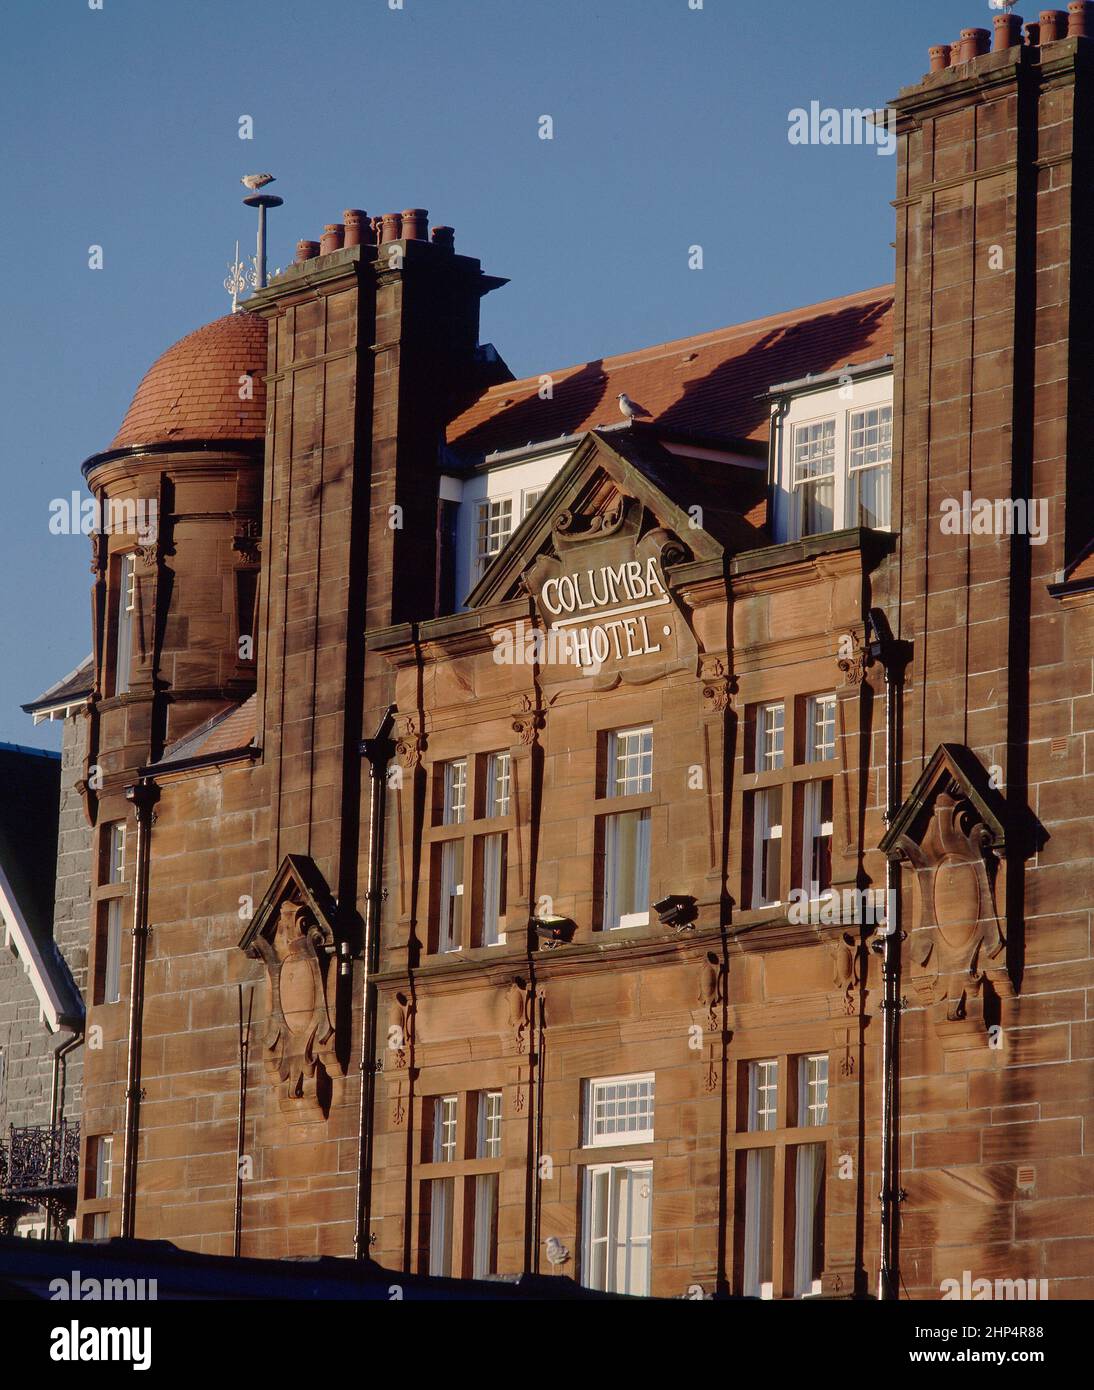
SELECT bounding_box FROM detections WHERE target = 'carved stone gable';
[880,744,1011,1024]
[239,855,342,1114]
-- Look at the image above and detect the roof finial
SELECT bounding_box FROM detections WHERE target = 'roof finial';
[224,240,247,313]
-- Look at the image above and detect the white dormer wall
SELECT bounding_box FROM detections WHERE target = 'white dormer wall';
[771,371,894,544]
[448,448,574,609]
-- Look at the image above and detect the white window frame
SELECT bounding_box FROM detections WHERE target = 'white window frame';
[584,1072,655,1148]
[475,497,513,579]
[114,552,136,695]
[805,694,836,764]
[471,1171,500,1279]
[582,1160,653,1296]
[602,809,651,930]
[438,839,464,953]
[798,1054,829,1127]
[432,1095,458,1163]
[846,403,892,530]
[103,898,123,1004]
[742,1146,775,1298]
[485,750,511,818]
[799,780,833,900]
[521,487,545,520]
[755,702,785,772]
[92,1134,113,1200]
[750,788,782,909]
[790,416,836,539]
[477,1089,503,1158]
[792,1142,826,1298]
[479,831,507,947]
[427,1176,454,1276]
[441,758,467,826]
[107,821,126,884]
[607,727,653,797]
[747,1059,778,1133]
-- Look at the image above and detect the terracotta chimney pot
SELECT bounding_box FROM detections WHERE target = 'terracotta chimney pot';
[929,43,952,71]
[401,209,429,241]
[343,210,368,247]
[1068,0,1094,36]
[320,224,345,256]
[295,240,320,264]
[380,212,403,243]
[1040,9,1069,40]
[994,13,1023,49]
[959,27,992,61]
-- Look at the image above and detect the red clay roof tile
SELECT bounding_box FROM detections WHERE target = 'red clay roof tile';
[109,313,268,450]
[448,285,894,457]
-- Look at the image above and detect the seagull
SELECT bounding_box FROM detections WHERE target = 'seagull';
[617,392,650,424]
[544,1236,571,1268]
[241,173,276,191]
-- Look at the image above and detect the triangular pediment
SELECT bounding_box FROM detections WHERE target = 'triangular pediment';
[879,743,1008,861]
[465,427,760,610]
[238,852,338,955]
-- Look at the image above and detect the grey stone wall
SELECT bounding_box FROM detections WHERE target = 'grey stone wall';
[0,712,90,1135]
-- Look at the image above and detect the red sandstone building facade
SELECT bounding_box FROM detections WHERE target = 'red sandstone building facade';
[47,11,1094,1298]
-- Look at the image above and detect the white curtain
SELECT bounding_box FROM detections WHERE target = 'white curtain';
[793,1144,826,1297]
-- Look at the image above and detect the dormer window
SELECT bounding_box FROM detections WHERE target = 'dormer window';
[771,372,893,543]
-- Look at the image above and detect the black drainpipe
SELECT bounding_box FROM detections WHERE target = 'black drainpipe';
[866,608,910,1300]
[354,707,396,1259]
[233,984,253,1257]
[120,778,159,1240]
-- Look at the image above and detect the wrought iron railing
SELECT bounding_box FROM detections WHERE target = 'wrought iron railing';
[0,1120,80,1197]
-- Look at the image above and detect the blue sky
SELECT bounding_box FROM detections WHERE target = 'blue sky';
[1,0,974,747]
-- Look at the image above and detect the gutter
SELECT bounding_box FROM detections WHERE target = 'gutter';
[354,707,396,1259]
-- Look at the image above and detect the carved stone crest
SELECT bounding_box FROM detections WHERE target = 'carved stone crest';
[880,745,1011,1026]
[239,855,342,1114]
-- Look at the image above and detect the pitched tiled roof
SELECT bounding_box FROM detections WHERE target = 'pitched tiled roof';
[154,694,258,768]
[447,286,894,457]
[22,654,94,715]
[108,313,268,451]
